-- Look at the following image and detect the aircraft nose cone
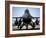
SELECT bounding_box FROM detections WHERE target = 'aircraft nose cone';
[22,9,32,18]
[22,9,32,24]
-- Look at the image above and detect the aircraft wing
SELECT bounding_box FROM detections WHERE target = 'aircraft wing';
[12,17,23,19]
[12,17,40,19]
[32,17,40,19]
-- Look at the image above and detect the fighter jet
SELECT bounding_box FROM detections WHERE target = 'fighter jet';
[13,9,40,30]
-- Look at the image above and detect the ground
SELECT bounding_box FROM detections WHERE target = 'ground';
[13,25,40,31]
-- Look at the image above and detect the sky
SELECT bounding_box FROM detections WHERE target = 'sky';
[12,7,40,17]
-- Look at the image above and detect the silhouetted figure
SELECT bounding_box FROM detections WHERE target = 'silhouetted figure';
[20,22,24,29]
[18,18,22,29]
[32,22,35,29]
[35,18,39,25]
[14,18,18,26]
